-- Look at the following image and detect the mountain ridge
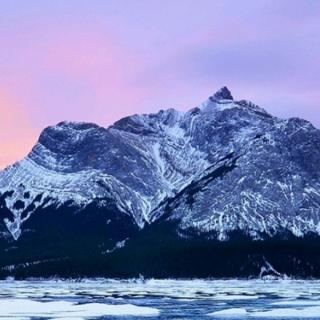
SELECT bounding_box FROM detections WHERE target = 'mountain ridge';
[1,87,320,241]
[1,87,320,278]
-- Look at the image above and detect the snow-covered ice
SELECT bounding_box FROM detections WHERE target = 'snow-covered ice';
[207,307,248,316]
[1,279,320,319]
[0,299,159,319]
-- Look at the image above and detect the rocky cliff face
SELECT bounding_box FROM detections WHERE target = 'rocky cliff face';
[1,87,320,278]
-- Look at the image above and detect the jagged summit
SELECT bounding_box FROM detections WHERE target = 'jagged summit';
[211,86,233,101]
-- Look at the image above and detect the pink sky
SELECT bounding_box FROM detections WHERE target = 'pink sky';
[0,0,319,168]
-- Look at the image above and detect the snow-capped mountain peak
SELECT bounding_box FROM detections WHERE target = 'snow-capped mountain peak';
[1,87,320,243]
[210,86,233,101]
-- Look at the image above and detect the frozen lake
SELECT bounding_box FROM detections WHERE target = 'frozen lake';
[1,279,320,319]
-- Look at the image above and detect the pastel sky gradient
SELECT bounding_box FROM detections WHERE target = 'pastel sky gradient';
[0,0,319,168]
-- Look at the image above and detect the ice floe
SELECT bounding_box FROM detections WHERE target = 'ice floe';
[207,307,248,316]
[0,299,159,319]
[272,299,320,306]
[253,306,320,317]
[208,306,320,318]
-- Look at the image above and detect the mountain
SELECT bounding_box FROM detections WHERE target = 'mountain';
[1,87,320,278]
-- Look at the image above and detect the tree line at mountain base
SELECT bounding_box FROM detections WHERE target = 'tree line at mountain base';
[1,205,320,279]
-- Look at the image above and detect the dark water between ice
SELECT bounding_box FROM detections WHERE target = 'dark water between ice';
[1,279,320,319]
